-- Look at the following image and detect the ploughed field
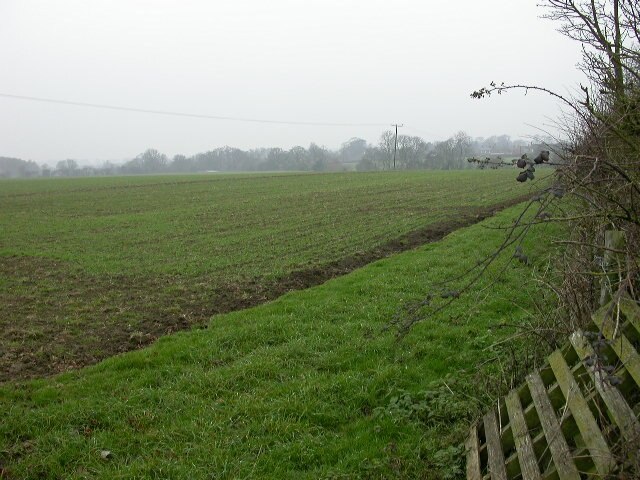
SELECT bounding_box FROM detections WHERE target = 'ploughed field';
[0,170,529,382]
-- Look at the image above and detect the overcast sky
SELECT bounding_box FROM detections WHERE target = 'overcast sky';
[0,0,585,164]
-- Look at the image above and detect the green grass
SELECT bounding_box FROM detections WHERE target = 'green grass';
[0,170,537,381]
[0,203,560,479]
[0,171,523,277]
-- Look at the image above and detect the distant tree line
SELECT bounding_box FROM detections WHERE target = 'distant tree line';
[0,157,41,178]
[0,132,554,178]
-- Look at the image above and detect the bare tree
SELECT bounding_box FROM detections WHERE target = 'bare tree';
[396,135,429,169]
[453,131,472,168]
[378,130,396,170]
[398,0,639,342]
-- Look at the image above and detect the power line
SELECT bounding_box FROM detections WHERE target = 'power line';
[404,125,440,138]
[0,92,389,128]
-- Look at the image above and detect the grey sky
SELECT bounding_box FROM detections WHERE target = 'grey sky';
[0,0,585,164]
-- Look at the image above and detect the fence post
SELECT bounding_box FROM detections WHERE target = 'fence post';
[599,230,626,307]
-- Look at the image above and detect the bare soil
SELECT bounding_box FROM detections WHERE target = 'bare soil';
[0,196,528,383]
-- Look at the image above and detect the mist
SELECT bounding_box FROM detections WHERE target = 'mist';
[0,0,584,163]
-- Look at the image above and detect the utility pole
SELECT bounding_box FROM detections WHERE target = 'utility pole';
[391,123,403,169]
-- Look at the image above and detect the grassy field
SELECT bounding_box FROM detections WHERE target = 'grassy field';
[0,170,535,381]
[0,201,559,479]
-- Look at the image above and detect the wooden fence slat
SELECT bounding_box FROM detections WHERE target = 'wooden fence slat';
[526,372,580,480]
[569,332,640,445]
[466,424,483,480]
[483,409,508,480]
[505,390,541,480]
[466,299,640,479]
[548,350,615,475]
[592,310,640,387]
[598,297,640,333]
[620,297,640,329]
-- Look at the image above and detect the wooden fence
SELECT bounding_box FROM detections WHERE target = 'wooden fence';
[466,297,640,479]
